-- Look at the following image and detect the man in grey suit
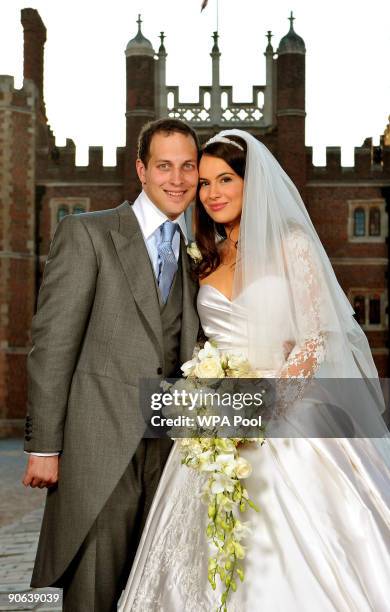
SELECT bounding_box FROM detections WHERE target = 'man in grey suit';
[22,118,200,611]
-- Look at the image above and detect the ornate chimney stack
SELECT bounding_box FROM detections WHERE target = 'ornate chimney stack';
[21,8,47,119]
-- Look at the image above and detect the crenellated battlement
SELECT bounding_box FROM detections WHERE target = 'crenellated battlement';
[41,139,125,182]
[306,139,390,180]
[0,76,37,111]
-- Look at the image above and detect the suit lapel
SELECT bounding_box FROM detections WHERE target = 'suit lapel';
[179,235,199,364]
[110,202,164,360]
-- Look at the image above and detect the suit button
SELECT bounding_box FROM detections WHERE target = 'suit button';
[25,435,32,441]
[157,367,163,375]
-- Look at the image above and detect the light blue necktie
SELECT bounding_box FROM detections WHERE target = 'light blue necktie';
[157,221,178,303]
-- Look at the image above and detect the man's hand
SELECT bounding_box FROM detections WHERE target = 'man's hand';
[22,455,59,489]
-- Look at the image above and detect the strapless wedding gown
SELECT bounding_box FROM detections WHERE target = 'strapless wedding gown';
[118,285,390,612]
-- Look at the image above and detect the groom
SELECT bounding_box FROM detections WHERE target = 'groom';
[22,118,200,610]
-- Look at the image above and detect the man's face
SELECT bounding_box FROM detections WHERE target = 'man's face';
[136,132,198,220]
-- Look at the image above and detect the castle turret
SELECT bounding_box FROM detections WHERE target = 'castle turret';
[276,12,306,195]
[124,15,156,200]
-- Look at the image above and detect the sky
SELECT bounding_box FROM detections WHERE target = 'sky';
[0,0,389,166]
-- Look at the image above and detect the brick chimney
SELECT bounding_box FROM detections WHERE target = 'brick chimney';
[21,8,46,117]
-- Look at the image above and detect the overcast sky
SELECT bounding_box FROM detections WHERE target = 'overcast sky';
[1,0,389,166]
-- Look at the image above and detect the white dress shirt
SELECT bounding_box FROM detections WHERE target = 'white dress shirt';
[132,190,188,277]
[28,192,188,456]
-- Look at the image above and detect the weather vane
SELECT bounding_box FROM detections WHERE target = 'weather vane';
[201,0,219,31]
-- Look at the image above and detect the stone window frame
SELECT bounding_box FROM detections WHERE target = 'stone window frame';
[348,288,388,331]
[347,199,387,243]
[49,197,90,236]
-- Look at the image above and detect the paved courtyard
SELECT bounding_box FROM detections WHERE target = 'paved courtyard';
[0,439,62,611]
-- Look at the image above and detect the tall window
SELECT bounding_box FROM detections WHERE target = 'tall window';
[350,290,386,329]
[369,207,380,236]
[353,208,365,237]
[369,296,381,325]
[50,198,90,236]
[349,200,386,242]
[57,206,69,223]
[353,295,366,324]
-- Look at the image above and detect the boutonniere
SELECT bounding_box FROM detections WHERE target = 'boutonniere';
[187,241,202,263]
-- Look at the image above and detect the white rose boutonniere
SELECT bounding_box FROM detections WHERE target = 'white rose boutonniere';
[187,241,202,263]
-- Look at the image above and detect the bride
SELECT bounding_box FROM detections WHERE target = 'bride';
[118,130,390,611]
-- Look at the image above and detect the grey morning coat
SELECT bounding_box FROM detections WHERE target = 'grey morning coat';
[24,201,199,586]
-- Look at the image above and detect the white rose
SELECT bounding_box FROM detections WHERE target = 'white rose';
[235,456,253,479]
[194,356,225,379]
[226,352,247,370]
[198,341,220,361]
[226,353,253,377]
[187,242,202,262]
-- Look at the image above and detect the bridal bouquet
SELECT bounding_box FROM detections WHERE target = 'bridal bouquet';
[166,341,265,612]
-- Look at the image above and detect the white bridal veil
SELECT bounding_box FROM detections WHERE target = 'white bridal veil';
[206,129,390,451]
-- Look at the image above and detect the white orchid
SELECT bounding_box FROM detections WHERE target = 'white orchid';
[210,472,236,495]
[215,452,237,477]
[180,358,197,376]
[160,379,172,392]
[232,520,252,541]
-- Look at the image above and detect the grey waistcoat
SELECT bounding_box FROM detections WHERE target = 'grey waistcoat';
[157,257,183,377]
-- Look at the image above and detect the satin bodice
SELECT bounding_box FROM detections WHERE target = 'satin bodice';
[197,284,247,353]
[197,281,294,372]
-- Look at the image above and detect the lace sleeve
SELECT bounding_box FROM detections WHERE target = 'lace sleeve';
[280,335,326,379]
[278,230,327,380]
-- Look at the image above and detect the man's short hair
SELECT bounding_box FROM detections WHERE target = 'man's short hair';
[137,118,199,166]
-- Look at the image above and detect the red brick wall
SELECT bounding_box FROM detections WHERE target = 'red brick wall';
[306,185,387,258]
[38,185,124,255]
[305,183,388,375]
[0,80,36,425]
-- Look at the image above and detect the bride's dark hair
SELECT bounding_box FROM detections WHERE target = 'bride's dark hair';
[194,135,247,279]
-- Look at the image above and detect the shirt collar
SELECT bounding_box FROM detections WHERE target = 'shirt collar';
[132,190,188,244]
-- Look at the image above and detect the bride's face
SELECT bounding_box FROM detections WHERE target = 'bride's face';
[198,154,244,225]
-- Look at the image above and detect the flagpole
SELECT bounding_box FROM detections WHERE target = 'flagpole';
[216,0,219,31]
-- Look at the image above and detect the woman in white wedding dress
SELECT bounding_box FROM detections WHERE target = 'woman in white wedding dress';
[118,130,390,611]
